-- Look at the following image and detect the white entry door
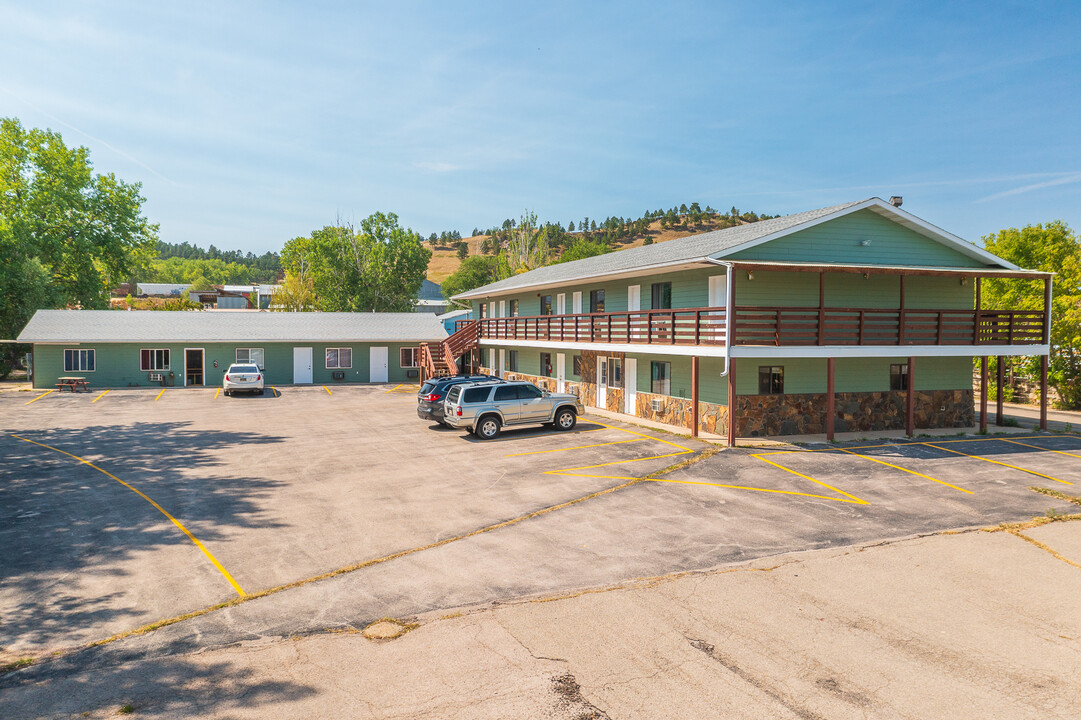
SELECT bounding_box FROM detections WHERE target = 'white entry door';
[628,285,641,339]
[708,275,728,343]
[293,347,313,384]
[498,349,505,378]
[369,346,388,383]
[572,291,583,314]
[556,353,566,392]
[596,355,607,409]
[499,300,505,318]
[556,293,566,315]
[625,357,637,414]
[488,348,495,373]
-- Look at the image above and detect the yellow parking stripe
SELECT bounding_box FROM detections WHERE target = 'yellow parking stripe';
[214,387,220,399]
[384,383,405,393]
[269,387,278,397]
[91,390,110,403]
[324,385,332,395]
[924,442,1073,485]
[506,438,643,457]
[25,389,53,405]
[834,447,973,494]
[155,388,166,402]
[1000,438,1081,459]
[752,454,869,505]
[12,435,246,597]
[649,477,867,504]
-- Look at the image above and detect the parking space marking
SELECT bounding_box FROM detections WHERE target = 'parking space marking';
[155,388,166,401]
[91,389,110,403]
[544,421,695,481]
[506,437,644,457]
[751,454,869,505]
[11,434,247,598]
[833,448,973,494]
[1000,437,1081,459]
[24,389,53,405]
[923,442,1074,485]
[269,386,279,397]
[324,385,332,395]
[650,476,868,504]
[214,387,221,399]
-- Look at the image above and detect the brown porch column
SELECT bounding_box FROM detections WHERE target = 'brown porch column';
[996,356,1005,425]
[979,356,988,433]
[727,359,736,447]
[906,356,915,436]
[826,358,835,442]
[1040,354,1049,431]
[691,356,700,438]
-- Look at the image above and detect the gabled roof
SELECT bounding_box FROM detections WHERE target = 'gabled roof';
[18,310,448,344]
[452,198,1021,299]
[418,279,444,302]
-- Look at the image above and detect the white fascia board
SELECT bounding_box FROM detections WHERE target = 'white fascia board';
[729,344,1050,359]
[711,197,1019,271]
[478,338,728,358]
[451,260,711,301]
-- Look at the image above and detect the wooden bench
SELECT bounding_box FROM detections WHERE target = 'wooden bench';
[55,377,89,393]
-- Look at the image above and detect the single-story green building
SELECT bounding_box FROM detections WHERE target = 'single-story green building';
[17,310,448,389]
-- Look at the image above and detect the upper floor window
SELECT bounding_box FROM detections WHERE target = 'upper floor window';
[890,363,909,391]
[540,295,553,315]
[590,289,605,313]
[651,282,672,309]
[758,366,784,395]
[65,348,95,372]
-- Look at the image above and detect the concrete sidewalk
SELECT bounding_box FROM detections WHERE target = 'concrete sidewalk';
[4,520,1079,719]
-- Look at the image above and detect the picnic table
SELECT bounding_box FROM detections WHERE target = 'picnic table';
[56,376,90,392]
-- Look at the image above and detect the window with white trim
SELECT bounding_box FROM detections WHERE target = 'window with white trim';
[325,347,352,369]
[140,348,170,371]
[235,348,265,370]
[64,348,95,372]
[400,347,419,368]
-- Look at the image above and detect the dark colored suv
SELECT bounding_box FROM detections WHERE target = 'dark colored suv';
[416,374,498,424]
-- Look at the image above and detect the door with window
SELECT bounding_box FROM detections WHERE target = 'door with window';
[596,355,607,409]
[518,383,549,421]
[185,348,204,386]
[492,384,521,423]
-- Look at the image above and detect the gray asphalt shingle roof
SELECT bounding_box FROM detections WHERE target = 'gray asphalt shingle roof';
[18,310,448,343]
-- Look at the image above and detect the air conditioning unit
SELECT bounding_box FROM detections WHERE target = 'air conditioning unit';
[651,397,664,412]
[332,371,345,381]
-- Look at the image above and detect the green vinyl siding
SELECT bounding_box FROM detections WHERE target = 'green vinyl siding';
[728,209,990,268]
[31,341,426,389]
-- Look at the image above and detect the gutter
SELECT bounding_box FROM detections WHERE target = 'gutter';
[705,258,732,378]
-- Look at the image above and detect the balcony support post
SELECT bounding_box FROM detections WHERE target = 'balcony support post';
[996,356,1005,426]
[906,356,915,436]
[727,358,736,447]
[1040,354,1049,431]
[691,356,700,438]
[826,357,835,442]
[979,356,988,433]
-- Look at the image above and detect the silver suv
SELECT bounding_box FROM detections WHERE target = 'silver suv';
[443,381,585,440]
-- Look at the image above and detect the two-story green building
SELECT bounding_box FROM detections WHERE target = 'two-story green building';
[421,198,1051,442]
[19,311,447,388]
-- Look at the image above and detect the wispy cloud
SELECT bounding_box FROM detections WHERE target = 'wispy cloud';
[413,161,462,173]
[976,172,1081,203]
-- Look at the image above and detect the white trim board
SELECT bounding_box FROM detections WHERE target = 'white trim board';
[478,339,729,358]
[728,344,1050,359]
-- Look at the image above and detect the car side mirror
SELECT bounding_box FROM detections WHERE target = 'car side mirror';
[543,390,551,397]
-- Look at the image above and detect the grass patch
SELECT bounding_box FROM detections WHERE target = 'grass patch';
[0,657,33,674]
[119,704,135,714]
[1030,486,1081,507]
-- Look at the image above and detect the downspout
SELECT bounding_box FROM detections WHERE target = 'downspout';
[706,258,733,377]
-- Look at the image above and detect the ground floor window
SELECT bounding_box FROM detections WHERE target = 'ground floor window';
[540,352,552,376]
[758,365,784,394]
[572,355,582,376]
[507,350,518,371]
[890,363,909,391]
[326,348,352,369]
[235,348,265,370]
[64,348,95,372]
[400,347,419,368]
[607,357,623,388]
[651,361,671,395]
[140,348,170,372]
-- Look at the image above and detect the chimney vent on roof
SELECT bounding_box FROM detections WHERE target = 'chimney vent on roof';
[889,196,903,207]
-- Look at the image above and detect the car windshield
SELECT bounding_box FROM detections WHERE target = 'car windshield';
[232,365,259,373]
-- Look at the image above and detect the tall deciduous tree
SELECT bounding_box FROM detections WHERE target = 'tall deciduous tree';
[982,221,1081,408]
[0,117,157,375]
[440,255,504,301]
[281,212,431,312]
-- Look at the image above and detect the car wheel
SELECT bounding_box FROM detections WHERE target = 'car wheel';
[224,390,231,397]
[475,415,501,440]
[258,388,265,396]
[554,408,577,431]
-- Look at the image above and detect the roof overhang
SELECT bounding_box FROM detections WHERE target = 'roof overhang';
[724,260,1051,279]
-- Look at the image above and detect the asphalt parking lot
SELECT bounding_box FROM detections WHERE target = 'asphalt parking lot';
[2,382,1079,699]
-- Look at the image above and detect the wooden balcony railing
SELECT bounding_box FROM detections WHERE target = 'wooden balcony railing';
[473,307,1046,348]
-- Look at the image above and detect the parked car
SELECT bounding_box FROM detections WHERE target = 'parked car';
[416,374,498,424]
[443,380,584,439]
[222,363,264,396]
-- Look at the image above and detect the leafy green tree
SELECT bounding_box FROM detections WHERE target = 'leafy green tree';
[503,210,550,274]
[556,237,611,264]
[271,269,318,312]
[281,212,431,312]
[441,255,504,300]
[0,117,157,376]
[982,221,1081,408]
[456,240,468,260]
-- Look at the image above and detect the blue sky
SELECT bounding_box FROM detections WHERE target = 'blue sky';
[1,1,1078,253]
